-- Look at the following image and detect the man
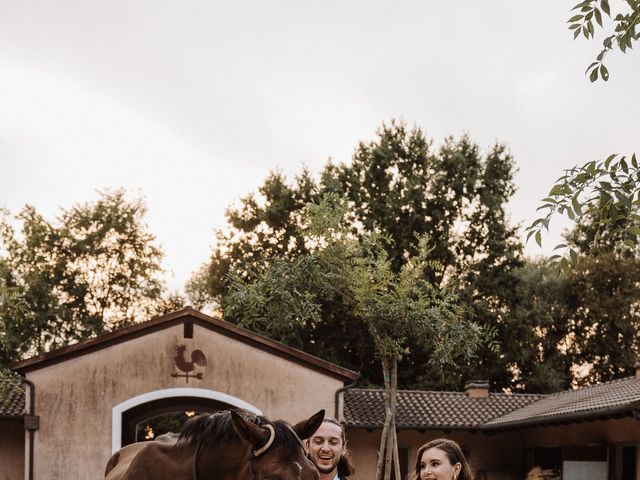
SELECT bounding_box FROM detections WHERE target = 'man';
[305,417,354,480]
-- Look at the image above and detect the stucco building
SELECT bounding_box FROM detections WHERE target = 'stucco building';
[1,307,639,480]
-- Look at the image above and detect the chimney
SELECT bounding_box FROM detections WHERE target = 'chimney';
[635,360,640,379]
[464,380,490,398]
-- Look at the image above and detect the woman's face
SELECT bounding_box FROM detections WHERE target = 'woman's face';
[418,447,461,480]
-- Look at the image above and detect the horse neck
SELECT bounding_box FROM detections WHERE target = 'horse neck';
[196,437,252,480]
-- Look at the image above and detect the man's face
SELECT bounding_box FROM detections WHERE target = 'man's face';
[305,421,346,475]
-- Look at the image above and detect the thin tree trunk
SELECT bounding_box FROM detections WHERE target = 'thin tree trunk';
[375,354,393,480]
[384,354,399,480]
[391,356,401,480]
[384,418,393,479]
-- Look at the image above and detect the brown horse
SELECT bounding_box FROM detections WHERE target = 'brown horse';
[105,409,324,480]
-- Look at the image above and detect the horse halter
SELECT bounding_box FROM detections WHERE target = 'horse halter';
[251,424,276,458]
[247,424,305,480]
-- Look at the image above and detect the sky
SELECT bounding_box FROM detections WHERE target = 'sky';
[1,1,638,293]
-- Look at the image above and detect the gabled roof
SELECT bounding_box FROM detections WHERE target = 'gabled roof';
[0,380,25,417]
[483,375,640,430]
[344,388,545,430]
[11,307,359,383]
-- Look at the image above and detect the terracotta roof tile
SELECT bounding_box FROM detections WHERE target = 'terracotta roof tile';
[344,388,545,429]
[484,375,640,429]
[0,380,25,417]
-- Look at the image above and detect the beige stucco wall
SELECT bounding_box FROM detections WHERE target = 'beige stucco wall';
[25,322,346,480]
[522,417,640,480]
[347,428,526,480]
[0,418,24,480]
[348,418,640,480]
[521,416,640,446]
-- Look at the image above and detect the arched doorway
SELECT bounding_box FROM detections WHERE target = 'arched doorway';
[111,388,261,452]
[121,396,231,445]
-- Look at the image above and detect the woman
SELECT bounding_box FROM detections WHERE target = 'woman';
[409,438,473,480]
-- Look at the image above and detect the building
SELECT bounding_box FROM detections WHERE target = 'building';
[1,308,639,479]
[344,376,640,479]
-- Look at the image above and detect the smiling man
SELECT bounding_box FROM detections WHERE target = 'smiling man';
[305,417,354,480]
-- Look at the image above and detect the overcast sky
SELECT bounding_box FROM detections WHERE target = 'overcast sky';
[1,1,638,292]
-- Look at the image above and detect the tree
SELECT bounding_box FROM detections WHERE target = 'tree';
[225,194,484,480]
[568,0,640,82]
[563,253,640,383]
[0,190,170,368]
[185,169,319,307]
[527,154,640,269]
[192,120,524,391]
[501,260,575,393]
[523,206,640,387]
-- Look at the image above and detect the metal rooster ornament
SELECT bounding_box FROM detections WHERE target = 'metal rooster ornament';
[171,345,207,382]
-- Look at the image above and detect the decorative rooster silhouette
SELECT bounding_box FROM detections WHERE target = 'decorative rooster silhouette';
[171,345,207,383]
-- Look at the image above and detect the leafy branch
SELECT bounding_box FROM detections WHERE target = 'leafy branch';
[526,153,640,270]
[569,0,640,81]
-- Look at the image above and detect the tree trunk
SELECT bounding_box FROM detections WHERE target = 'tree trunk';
[384,354,399,480]
[378,353,399,480]
[375,354,393,480]
[391,356,400,480]
[391,427,401,479]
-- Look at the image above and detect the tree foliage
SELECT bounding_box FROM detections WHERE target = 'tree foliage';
[0,190,171,368]
[225,194,484,480]
[192,120,529,391]
[226,194,485,365]
[532,2,640,261]
[564,253,640,383]
[569,0,640,81]
[527,153,640,270]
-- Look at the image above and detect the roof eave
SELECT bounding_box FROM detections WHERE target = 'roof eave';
[344,423,482,431]
[11,307,359,383]
[0,414,24,420]
[482,401,640,431]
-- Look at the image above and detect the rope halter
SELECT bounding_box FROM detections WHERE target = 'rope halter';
[252,424,276,458]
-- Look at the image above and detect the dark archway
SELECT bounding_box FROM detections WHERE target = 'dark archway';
[121,396,234,446]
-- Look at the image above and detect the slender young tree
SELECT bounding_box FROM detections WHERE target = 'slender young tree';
[225,194,484,480]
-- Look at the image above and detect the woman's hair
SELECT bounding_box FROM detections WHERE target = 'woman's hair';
[408,438,473,480]
[318,417,355,478]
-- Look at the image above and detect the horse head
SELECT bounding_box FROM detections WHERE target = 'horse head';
[231,409,325,480]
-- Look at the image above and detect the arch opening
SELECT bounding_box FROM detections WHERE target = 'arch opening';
[112,388,261,452]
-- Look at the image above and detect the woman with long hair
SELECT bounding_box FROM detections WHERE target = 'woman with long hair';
[409,438,473,480]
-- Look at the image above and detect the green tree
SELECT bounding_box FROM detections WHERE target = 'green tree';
[0,190,170,368]
[225,195,484,480]
[192,121,524,391]
[186,169,319,307]
[502,260,574,393]
[562,253,640,384]
[523,208,640,387]
[527,154,640,269]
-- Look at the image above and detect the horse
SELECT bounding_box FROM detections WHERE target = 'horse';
[105,409,325,480]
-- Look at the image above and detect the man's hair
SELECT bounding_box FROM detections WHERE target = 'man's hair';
[316,417,355,478]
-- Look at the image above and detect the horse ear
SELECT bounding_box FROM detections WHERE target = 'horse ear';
[231,410,270,448]
[292,409,325,440]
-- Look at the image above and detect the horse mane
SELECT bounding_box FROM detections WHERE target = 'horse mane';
[176,410,302,458]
